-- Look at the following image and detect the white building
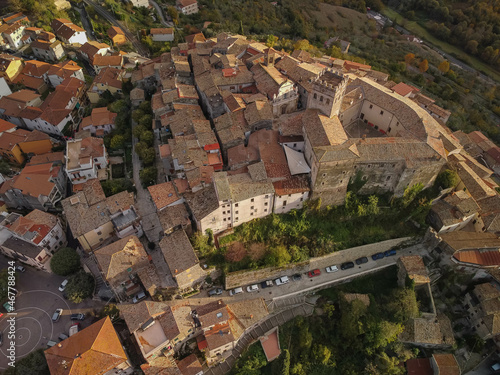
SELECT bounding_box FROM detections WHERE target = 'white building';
[2,24,25,49]
[66,137,108,185]
[1,210,67,254]
[127,0,149,8]
[150,28,174,42]
[176,0,199,15]
[51,18,88,45]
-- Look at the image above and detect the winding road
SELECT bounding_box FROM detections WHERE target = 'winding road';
[149,0,173,27]
[82,0,150,56]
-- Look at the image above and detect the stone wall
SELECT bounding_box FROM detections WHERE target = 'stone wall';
[225,236,415,289]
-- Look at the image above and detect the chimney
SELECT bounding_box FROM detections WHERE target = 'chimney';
[57,343,62,348]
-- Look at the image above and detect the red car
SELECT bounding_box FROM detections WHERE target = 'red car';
[308,269,321,278]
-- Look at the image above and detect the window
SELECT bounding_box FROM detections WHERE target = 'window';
[360,113,365,119]
[250,212,254,216]
[251,198,254,202]
[264,202,268,206]
[235,217,238,221]
[314,93,317,99]
[251,206,254,210]
[380,110,384,115]
[326,99,330,104]
[265,195,269,198]
[235,211,238,214]
[97,231,102,235]
[369,104,373,109]
[300,197,304,202]
[283,201,287,206]
[322,173,327,177]
[222,211,225,214]
[223,218,226,221]
[264,209,267,212]
[235,203,239,207]
[386,175,391,181]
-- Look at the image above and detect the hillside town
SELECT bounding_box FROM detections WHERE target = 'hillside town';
[0,3,500,375]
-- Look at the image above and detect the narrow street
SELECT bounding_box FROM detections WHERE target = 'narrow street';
[131,119,176,288]
[73,4,96,42]
[148,0,174,27]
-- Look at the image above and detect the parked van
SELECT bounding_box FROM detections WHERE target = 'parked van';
[229,287,243,296]
[47,340,57,348]
[491,363,500,371]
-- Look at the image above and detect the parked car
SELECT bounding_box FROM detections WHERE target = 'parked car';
[292,273,302,281]
[246,284,259,293]
[58,279,68,292]
[52,309,63,322]
[15,265,25,273]
[274,276,289,286]
[260,280,273,288]
[355,257,368,265]
[384,249,397,257]
[208,288,223,297]
[47,340,57,348]
[326,265,338,273]
[132,291,147,303]
[308,269,321,277]
[69,323,79,336]
[229,287,243,296]
[70,313,85,321]
[371,252,384,261]
[58,333,68,341]
[340,262,355,270]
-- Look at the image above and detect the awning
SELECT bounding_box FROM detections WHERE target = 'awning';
[283,145,311,175]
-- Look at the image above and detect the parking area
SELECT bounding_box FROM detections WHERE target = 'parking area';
[199,243,428,302]
[0,255,103,370]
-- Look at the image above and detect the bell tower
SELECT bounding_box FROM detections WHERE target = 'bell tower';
[307,69,348,118]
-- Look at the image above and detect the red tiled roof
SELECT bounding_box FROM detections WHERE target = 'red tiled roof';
[487,147,500,164]
[454,250,500,267]
[260,330,280,362]
[405,358,433,375]
[0,119,16,133]
[391,82,419,97]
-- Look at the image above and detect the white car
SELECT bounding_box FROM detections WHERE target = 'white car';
[246,284,259,293]
[58,279,68,292]
[274,276,289,286]
[326,265,339,273]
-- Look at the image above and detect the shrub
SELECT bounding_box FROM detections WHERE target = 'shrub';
[66,270,95,303]
[50,247,81,276]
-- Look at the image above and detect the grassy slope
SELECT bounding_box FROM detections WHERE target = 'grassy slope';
[307,3,369,35]
[381,7,500,82]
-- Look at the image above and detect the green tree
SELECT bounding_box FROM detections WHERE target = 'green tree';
[139,130,154,146]
[131,109,145,123]
[265,245,291,267]
[385,288,419,323]
[266,34,278,48]
[138,101,152,114]
[311,344,332,365]
[100,304,120,320]
[0,268,16,302]
[3,348,49,375]
[110,134,125,149]
[66,270,95,303]
[140,148,156,165]
[50,247,81,276]
[140,166,157,186]
[139,114,153,129]
[435,169,459,189]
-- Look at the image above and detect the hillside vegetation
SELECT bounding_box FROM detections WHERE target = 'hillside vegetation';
[383,0,500,72]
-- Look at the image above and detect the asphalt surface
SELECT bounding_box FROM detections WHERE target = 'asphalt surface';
[0,255,103,369]
[149,0,173,27]
[202,243,427,303]
[73,4,97,42]
[82,0,149,56]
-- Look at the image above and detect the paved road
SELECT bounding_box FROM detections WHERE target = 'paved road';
[0,255,104,369]
[148,0,173,27]
[82,0,149,56]
[73,4,97,42]
[213,243,427,303]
